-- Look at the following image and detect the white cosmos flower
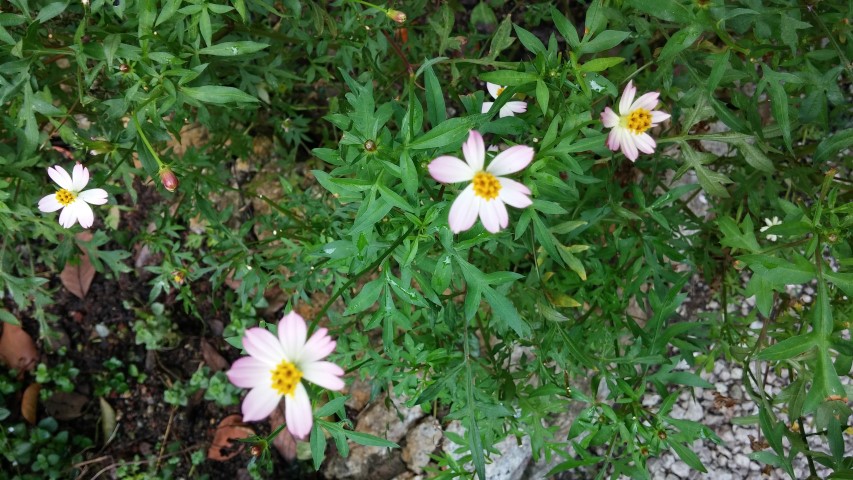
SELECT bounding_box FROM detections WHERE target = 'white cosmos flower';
[428,130,533,234]
[601,80,670,161]
[226,312,344,439]
[481,82,527,118]
[760,216,783,242]
[37,164,108,229]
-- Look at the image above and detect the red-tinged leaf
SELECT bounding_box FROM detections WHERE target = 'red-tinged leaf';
[269,405,296,460]
[0,323,39,372]
[200,338,229,372]
[22,383,40,424]
[60,252,96,299]
[208,414,255,461]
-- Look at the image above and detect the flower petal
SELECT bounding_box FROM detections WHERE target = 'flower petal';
[486,82,502,100]
[242,327,285,366]
[461,130,485,172]
[302,361,345,391]
[48,165,73,190]
[487,145,534,176]
[79,188,108,205]
[499,101,527,118]
[620,130,639,161]
[58,203,77,228]
[601,107,619,128]
[72,163,89,191]
[495,199,509,229]
[478,200,502,233]
[278,311,307,361]
[630,91,660,112]
[241,384,281,422]
[300,328,336,363]
[634,133,656,154]
[606,128,622,152]
[618,80,636,116]
[448,184,480,234]
[38,194,63,212]
[227,357,271,389]
[651,110,671,124]
[428,156,474,184]
[75,201,95,228]
[481,101,494,114]
[284,383,313,439]
[497,178,532,208]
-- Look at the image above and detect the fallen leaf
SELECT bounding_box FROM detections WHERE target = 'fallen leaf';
[21,383,40,424]
[200,339,229,372]
[269,405,296,460]
[60,252,95,299]
[0,323,38,372]
[45,391,88,420]
[99,397,117,445]
[208,414,255,461]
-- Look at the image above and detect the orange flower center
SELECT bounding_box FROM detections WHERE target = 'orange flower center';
[624,108,652,134]
[270,360,302,396]
[496,86,505,96]
[55,189,76,206]
[472,172,501,200]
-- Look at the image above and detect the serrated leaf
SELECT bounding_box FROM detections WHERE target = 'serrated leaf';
[182,86,258,104]
[755,334,815,361]
[198,41,269,56]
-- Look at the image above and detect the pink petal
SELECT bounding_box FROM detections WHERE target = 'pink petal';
[495,199,509,229]
[606,128,622,151]
[619,80,636,116]
[48,165,73,190]
[635,133,656,154]
[486,82,502,100]
[58,204,77,228]
[630,91,660,112]
[302,361,345,391]
[72,163,89,191]
[241,384,281,422]
[284,383,313,439]
[75,201,95,229]
[448,185,479,234]
[38,194,63,212]
[481,101,494,114]
[487,145,534,176]
[461,130,485,172]
[301,329,336,363]
[497,178,532,208]
[478,200,502,233]
[278,311,307,360]
[601,107,619,128]
[620,130,639,161]
[79,188,108,205]
[227,357,271,388]
[242,327,285,365]
[428,156,474,184]
[651,110,671,124]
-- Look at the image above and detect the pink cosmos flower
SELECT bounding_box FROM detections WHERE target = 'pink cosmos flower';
[226,312,344,439]
[481,82,527,118]
[601,80,671,161]
[37,163,108,229]
[428,130,533,234]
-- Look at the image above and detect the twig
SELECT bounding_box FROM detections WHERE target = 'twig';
[155,406,178,474]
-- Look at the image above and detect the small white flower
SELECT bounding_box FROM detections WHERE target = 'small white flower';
[38,164,108,229]
[481,82,527,118]
[760,216,783,241]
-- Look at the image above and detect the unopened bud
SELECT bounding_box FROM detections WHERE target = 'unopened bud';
[88,140,115,156]
[119,63,130,73]
[387,9,406,24]
[159,167,179,192]
[363,139,377,152]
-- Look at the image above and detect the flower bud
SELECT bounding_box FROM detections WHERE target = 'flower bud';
[363,139,377,152]
[159,167,179,192]
[387,9,406,24]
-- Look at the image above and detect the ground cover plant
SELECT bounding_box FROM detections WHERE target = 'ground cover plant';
[0,0,852,478]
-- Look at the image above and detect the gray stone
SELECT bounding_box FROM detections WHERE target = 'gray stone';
[401,417,442,473]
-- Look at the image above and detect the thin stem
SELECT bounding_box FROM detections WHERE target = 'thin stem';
[132,114,166,170]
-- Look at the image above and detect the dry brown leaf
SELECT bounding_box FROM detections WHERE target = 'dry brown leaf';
[200,339,229,372]
[208,414,255,461]
[45,391,88,420]
[269,405,296,460]
[99,397,117,445]
[60,252,95,299]
[0,323,39,372]
[21,383,40,424]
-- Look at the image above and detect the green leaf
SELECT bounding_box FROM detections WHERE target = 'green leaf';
[488,15,515,59]
[625,0,694,22]
[314,396,347,418]
[762,65,792,153]
[658,24,702,63]
[535,80,549,115]
[409,116,479,150]
[35,2,67,23]
[739,254,816,285]
[551,7,579,48]
[813,128,853,164]
[755,334,815,361]
[415,363,464,405]
[198,41,269,56]
[199,8,212,47]
[735,141,774,172]
[310,423,327,470]
[669,440,707,473]
[512,24,545,55]
[717,217,761,253]
[343,278,384,315]
[345,430,399,448]
[482,287,530,337]
[182,86,258,104]
[423,64,446,128]
[0,308,20,326]
[824,271,853,297]
[579,30,630,55]
[579,57,625,73]
[707,50,730,92]
[479,70,538,86]
[653,371,714,389]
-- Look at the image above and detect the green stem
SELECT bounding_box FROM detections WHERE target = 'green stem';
[131,114,166,171]
[344,0,388,15]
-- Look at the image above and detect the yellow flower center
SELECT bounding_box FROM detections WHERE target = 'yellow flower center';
[472,171,501,200]
[270,360,302,396]
[55,189,76,206]
[496,86,505,96]
[623,108,652,134]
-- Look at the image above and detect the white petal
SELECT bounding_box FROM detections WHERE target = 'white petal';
[242,328,286,365]
[481,101,494,114]
[486,82,502,100]
[487,145,534,176]
[447,185,479,234]
[619,80,636,116]
[505,101,527,114]
[241,384,281,422]
[620,131,639,161]
[478,200,502,233]
[634,133,656,154]
[301,361,345,391]
[498,178,532,208]
[428,156,474,184]
[58,204,77,228]
[75,201,95,229]
[630,91,660,112]
[79,188,108,205]
[606,128,622,152]
[651,110,671,124]
[71,163,90,191]
[284,383,313,439]
[300,328,336,363]
[461,130,485,172]
[278,311,307,361]
[38,194,63,212]
[227,357,271,389]
[48,165,73,190]
[601,107,619,128]
[495,199,509,229]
